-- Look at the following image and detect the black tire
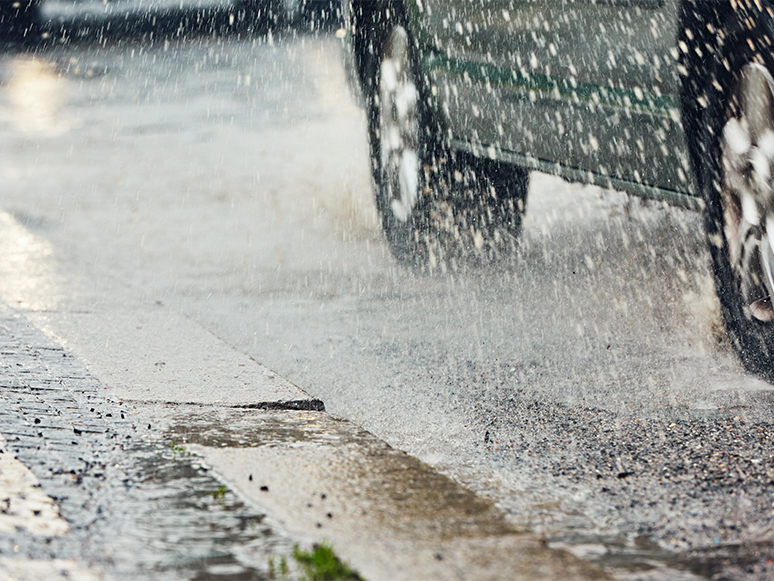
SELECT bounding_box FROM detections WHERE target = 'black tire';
[363,2,528,267]
[698,6,774,378]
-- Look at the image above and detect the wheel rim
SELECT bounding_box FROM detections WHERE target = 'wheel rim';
[379,25,420,223]
[721,63,774,322]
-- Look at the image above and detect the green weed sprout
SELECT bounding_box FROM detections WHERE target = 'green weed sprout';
[210,485,228,502]
[293,542,361,581]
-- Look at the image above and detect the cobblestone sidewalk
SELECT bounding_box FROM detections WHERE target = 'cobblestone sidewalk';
[0,307,295,580]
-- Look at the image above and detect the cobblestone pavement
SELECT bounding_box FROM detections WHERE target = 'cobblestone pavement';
[0,305,296,580]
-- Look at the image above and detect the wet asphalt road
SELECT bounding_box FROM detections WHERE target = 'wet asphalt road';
[1,3,774,578]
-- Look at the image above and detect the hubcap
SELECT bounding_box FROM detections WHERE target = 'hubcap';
[379,25,420,223]
[721,63,774,322]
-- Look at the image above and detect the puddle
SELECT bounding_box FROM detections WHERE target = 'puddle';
[548,533,701,580]
[165,408,370,449]
[105,442,297,580]
[163,408,519,538]
[545,528,774,580]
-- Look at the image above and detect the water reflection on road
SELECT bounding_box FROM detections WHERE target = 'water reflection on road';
[2,56,73,134]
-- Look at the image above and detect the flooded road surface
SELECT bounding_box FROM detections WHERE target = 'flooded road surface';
[1,8,773,578]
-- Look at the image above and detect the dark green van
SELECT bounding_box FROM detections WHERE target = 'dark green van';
[340,0,774,378]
